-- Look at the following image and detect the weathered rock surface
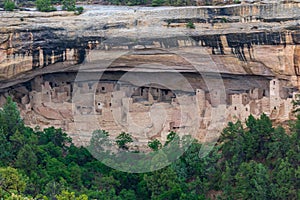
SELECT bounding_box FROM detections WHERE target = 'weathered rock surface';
[0,3,300,145]
[0,4,299,80]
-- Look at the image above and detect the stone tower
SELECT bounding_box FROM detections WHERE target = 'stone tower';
[269,79,281,113]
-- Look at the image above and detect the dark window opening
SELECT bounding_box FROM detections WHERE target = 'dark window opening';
[234,106,237,110]
[88,83,93,90]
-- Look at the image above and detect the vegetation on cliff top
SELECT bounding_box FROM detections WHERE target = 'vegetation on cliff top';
[35,0,83,13]
[0,0,84,14]
[104,0,242,6]
[0,0,247,11]
[35,0,57,12]
[0,97,299,199]
[3,0,15,11]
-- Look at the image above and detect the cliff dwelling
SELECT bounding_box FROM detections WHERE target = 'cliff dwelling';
[1,3,300,146]
[0,47,297,145]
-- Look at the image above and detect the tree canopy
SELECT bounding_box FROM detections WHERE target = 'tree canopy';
[0,97,298,199]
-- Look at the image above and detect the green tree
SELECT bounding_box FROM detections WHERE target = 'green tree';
[0,96,24,139]
[115,132,133,150]
[0,128,13,166]
[6,193,33,200]
[43,179,66,200]
[186,21,195,29]
[74,6,84,15]
[45,158,69,182]
[151,0,164,6]
[88,130,111,153]
[289,115,300,167]
[36,127,71,147]
[148,139,162,151]
[4,0,15,11]
[243,114,274,161]
[15,144,38,174]
[219,120,244,162]
[94,176,120,191]
[62,0,76,11]
[65,145,94,166]
[266,126,290,162]
[234,161,271,199]
[163,131,182,162]
[0,167,27,196]
[56,190,88,200]
[144,167,181,199]
[35,0,56,12]
[119,189,136,200]
[292,94,300,114]
[67,163,82,190]
[271,158,298,199]
[150,150,169,171]
[86,188,120,200]
[164,131,178,146]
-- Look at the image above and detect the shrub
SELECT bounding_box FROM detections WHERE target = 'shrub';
[35,0,57,12]
[74,6,84,15]
[62,0,76,11]
[221,17,228,23]
[4,0,15,11]
[186,21,195,29]
[116,132,133,150]
[151,0,164,6]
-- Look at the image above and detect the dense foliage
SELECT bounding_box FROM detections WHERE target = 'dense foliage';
[0,97,299,199]
[35,0,57,12]
[0,0,245,11]
[35,0,83,13]
[4,0,15,11]
[104,0,195,6]
[103,0,240,6]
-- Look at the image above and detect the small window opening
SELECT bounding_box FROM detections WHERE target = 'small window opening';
[88,83,93,90]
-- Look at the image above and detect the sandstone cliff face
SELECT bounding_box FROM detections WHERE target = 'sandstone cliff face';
[1,4,300,81]
[0,3,300,144]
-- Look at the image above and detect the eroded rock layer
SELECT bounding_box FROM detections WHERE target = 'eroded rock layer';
[0,3,300,145]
